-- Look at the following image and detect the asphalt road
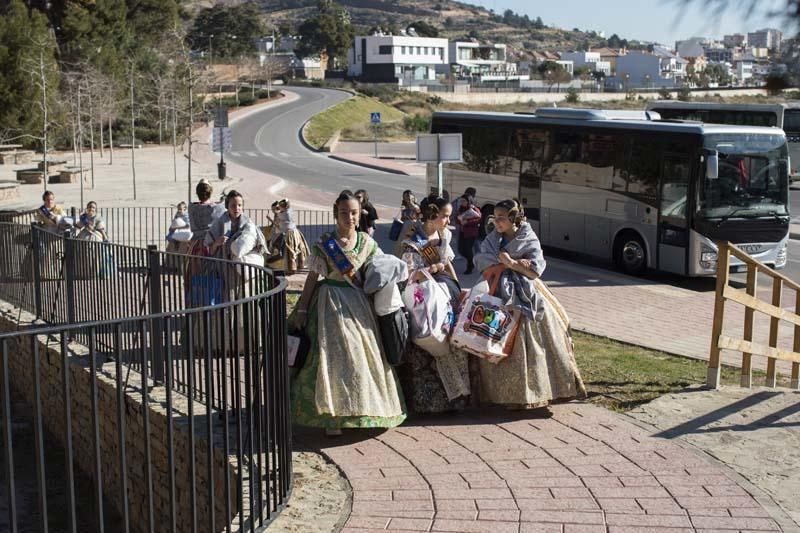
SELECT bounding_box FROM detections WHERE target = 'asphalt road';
[227,86,423,207]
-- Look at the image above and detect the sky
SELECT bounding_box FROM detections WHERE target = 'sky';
[467,0,795,46]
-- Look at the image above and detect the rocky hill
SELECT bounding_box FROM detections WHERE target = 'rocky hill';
[249,0,620,60]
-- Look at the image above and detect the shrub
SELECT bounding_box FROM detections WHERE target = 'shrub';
[658,87,672,100]
[677,87,692,101]
[427,95,443,105]
[565,87,580,103]
[403,114,431,133]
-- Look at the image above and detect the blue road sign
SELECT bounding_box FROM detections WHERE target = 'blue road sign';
[370,112,382,124]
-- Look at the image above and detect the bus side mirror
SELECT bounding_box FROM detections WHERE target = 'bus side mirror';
[705,150,719,180]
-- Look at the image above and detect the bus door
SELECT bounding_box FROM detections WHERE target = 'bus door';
[784,108,800,181]
[658,150,692,274]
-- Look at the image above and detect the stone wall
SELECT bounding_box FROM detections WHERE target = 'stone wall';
[0,304,242,532]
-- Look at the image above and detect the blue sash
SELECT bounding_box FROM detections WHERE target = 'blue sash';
[321,236,359,286]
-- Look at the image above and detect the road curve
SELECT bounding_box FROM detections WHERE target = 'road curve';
[227,86,423,207]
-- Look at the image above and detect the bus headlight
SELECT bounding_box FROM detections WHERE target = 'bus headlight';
[700,246,718,270]
[776,243,787,268]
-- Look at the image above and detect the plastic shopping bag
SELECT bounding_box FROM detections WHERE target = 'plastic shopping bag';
[401,269,453,357]
[451,286,521,364]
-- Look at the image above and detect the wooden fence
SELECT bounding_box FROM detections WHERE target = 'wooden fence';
[708,241,800,389]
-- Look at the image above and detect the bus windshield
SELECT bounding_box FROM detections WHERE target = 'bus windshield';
[699,133,789,219]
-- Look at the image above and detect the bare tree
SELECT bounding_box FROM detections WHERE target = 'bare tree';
[260,53,287,99]
[20,31,60,194]
[168,25,213,203]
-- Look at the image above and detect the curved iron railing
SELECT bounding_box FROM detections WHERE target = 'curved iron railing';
[0,222,292,532]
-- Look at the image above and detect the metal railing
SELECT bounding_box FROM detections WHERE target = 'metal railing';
[708,241,800,390]
[0,222,292,532]
[1,206,335,251]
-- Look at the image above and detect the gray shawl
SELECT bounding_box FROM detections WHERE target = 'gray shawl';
[189,202,225,241]
[475,222,546,320]
[205,212,267,259]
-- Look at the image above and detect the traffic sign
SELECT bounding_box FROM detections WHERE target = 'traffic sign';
[370,112,381,124]
[416,134,463,163]
[215,105,229,128]
[212,127,233,153]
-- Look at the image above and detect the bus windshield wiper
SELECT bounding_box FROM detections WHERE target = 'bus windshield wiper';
[715,208,759,227]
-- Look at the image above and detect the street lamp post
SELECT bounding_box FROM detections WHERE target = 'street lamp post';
[209,34,214,65]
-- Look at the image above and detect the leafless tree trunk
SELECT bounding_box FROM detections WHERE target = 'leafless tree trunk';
[77,81,84,207]
[129,60,137,200]
[89,96,95,189]
[108,117,114,165]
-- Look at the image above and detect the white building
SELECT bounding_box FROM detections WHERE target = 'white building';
[559,51,611,76]
[612,48,687,89]
[347,34,448,84]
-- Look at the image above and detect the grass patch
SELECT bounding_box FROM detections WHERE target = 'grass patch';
[573,331,790,412]
[304,95,405,149]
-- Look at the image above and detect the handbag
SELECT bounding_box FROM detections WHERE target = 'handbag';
[377,308,409,366]
[389,218,403,241]
[287,327,310,368]
[451,267,521,364]
[401,269,453,357]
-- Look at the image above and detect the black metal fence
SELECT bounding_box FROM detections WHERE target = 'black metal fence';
[0,222,292,532]
[1,207,335,251]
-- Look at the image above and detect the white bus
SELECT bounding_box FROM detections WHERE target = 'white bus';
[645,101,800,182]
[429,108,790,276]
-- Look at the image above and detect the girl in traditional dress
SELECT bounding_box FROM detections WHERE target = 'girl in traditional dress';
[398,195,470,414]
[75,201,108,242]
[185,179,225,295]
[35,190,67,234]
[268,199,309,274]
[474,199,586,409]
[206,191,267,265]
[291,191,406,435]
[166,202,192,251]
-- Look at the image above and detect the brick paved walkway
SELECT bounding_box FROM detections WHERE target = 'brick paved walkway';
[307,403,781,532]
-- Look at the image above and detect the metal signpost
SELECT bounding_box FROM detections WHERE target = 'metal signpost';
[215,106,230,180]
[370,112,381,158]
[416,133,463,196]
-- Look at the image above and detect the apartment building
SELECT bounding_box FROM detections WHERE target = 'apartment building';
[747,28,783,52]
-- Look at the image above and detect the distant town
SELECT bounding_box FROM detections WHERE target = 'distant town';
[254,27,790,92]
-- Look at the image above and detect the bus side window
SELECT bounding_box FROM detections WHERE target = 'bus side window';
[622,137,660,205]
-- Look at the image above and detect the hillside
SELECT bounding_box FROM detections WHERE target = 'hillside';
[253,0,621,60]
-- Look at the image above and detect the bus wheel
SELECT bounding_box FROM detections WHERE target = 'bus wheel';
[480,204,495,238]
[614,231,647,276]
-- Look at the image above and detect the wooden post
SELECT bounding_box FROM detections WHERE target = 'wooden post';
[766,277,782,387]
[740,263,757,388]
[793,290,800,390]
[707,241,730,389]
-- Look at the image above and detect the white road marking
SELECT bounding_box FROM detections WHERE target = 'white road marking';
[278,152,289,157]
[246,151,258,157]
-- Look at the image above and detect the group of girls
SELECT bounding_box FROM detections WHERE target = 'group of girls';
[177,179,310,277]
[290,190,585,435]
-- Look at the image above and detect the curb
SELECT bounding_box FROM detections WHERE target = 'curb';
[327,154,410,175]
[791,232,800,241]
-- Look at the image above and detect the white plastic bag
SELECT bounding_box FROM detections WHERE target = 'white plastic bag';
[401,269,453,357]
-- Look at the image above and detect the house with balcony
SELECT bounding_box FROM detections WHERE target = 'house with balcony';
[559,51,612,76]
[347,34,448,84]
[444,41,515,80]
[611,48,687,89]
